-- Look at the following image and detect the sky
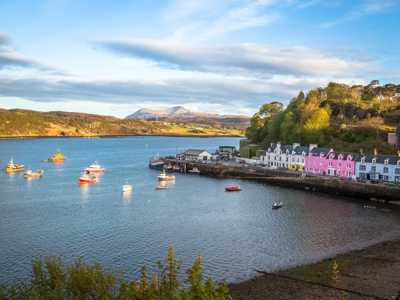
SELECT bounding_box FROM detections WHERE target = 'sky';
[0,0,399,117]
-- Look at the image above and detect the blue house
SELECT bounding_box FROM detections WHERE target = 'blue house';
[355,155,400,183]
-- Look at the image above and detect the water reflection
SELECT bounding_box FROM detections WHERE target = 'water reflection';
[79,183,90,203]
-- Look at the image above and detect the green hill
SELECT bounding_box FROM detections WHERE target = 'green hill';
[0,109,244,138]
[245,81,400,154]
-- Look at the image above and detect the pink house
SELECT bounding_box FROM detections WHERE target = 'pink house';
[305,147,356,178]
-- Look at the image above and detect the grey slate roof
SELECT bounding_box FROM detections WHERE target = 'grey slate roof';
[183,149,208,155]
[357,154,400,164]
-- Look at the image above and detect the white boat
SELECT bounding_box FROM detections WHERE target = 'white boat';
[188,167,200,174]
[157,170,175,181]
[272,202,283,209]
[122,184,133,192]
[24,169,44,178]
[155,184,168,190]
[85,162,105,173]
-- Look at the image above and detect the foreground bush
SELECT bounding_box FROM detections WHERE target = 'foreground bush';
[0,245,229,300]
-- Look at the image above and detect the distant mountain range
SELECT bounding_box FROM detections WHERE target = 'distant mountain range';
[126,106,250,129]
[0,108,244,138]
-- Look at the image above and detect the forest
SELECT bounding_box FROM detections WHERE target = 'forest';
[245,81,400,155]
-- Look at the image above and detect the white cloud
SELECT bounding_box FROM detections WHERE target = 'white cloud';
[98,39,369,78]
[321,0,398,28]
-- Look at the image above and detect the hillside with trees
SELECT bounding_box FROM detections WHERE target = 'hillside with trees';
[245,81,400,155]
[0,109,244,138]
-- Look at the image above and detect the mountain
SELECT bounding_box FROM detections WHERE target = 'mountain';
[126,106,250,129]
[0,109,244,138]
[245,80,400,155]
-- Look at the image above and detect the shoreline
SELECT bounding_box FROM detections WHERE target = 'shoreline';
[161,158,400,202]
[0,133,244,140]
[229,237,400,299]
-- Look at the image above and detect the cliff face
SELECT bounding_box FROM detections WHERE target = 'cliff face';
[0,109,244,137]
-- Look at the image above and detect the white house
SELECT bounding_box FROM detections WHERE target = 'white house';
[356,155,400,183]
[261,143,310,169]
[178,149,212,161]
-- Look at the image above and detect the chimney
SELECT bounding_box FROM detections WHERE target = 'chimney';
[374,148,378,156]
[360,148,364,155]
[292,143,300,149]
[309,144,317,151]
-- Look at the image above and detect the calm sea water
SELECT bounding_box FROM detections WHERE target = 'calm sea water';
[1,136,400,285]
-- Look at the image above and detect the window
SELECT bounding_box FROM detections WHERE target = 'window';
[383,175,389,181]
[395,176,400,183]
[384,159,389,165]
[328,161,333,167]
[360,165,366,171]
[395,168,400,174]
[361,157,365,163]
[346,163,351,169]
[383,167,389,173]
[371,166,376,172]
[372,158,376,164]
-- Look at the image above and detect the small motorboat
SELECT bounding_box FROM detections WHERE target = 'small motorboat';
[225,185,241,192]
[122,184,133,192]
[188,167,200,174]
[48,150,65,163]
[158,170,175,181]
[24,169,44,178]
[155,185,168,190]
[85,162,105,173]
[4,158,25,173]
[272,202,283,209]
[79,174,97,183]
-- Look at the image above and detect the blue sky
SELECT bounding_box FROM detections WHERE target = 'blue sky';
[0,0,399,117]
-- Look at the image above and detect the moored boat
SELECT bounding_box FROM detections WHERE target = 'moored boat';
[188,167,200,174]
[158,170,175,181]
[272,202,283,209]
[79,174,97,183]
[24,169,44,178]
[4,159,25,173]
[149,159,164,170]
[122,184,133,192]
[85,162,105,173]
[48,150,65,163]
[225,185,241,192]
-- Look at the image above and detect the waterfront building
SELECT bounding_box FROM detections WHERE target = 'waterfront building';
[217,145,237,160]
[304,148,356,178]
[261,143,308,170]
[355,155,400,183]
[177,149,212,161]
[304,147,332,175]
[288,145,309,171]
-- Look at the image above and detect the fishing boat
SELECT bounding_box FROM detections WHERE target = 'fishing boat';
[122,184,133,192]
[225,185,241,192]
[48,150,65,163]
[4,159,25,173]
[149,159,164,170]
[79,174,97,183]
[157,170,175,181]
[24,169,44,178]
[188,167,200,174]
[272,202,283,209]
[85,162,105,173]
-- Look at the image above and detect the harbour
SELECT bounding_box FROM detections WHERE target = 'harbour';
[1,136,400,289]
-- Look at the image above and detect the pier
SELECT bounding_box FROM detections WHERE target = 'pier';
[152,158,400,203]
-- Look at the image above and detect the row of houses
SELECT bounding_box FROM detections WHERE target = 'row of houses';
[261,143,400,183]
